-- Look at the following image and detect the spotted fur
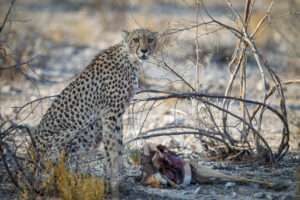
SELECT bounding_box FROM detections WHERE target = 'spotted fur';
[34,28,158,198]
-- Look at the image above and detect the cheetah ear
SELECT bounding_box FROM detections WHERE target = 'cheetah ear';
[122,30,129,40]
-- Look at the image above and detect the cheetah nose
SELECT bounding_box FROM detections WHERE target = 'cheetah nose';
[141,49,148,53]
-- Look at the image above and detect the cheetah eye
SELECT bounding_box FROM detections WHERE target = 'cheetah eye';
[133,38,139,43]
[148,38,154,43]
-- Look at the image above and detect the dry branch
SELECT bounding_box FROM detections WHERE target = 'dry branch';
[131,0,291,163]
[0,0,16,33]
[0,1,295,198]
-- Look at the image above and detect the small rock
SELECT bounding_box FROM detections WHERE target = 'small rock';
[30,96,38,101]
[225,182,236,189]
[1,85,11,93]
[266,194,274,200]
[232,192,237,198]
[254,192,266,198]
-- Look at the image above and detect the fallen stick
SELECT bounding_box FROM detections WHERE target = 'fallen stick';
[190,161,286,190]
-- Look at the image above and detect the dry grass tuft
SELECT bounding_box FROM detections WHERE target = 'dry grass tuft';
[22,154,105,200]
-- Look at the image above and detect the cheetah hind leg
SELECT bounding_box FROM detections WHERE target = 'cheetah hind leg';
[62,134,98,171]
[103,145,122,200]
[102,115,123,200]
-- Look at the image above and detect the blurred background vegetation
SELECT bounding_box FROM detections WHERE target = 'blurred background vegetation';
[1,0,300,81]
[0,0,300,146]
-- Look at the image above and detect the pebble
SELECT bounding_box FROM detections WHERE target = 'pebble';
[225,182,236,189]
[266,194,273,200]
[1,85,11,93]
[254,192,266,198]
[232,192,237,198]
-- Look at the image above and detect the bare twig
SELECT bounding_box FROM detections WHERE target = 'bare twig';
[0,0,16,33]
[250,0,274,38]
[12,95,58,115]
[0,56,36,70]
[161,20,215,36]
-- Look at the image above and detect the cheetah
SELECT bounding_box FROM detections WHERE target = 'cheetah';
[34,28,158,198]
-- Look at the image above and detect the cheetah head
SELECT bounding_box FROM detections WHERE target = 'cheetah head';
[122,29,158,62]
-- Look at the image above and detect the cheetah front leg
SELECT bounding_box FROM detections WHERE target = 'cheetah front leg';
[102,113,123,200]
